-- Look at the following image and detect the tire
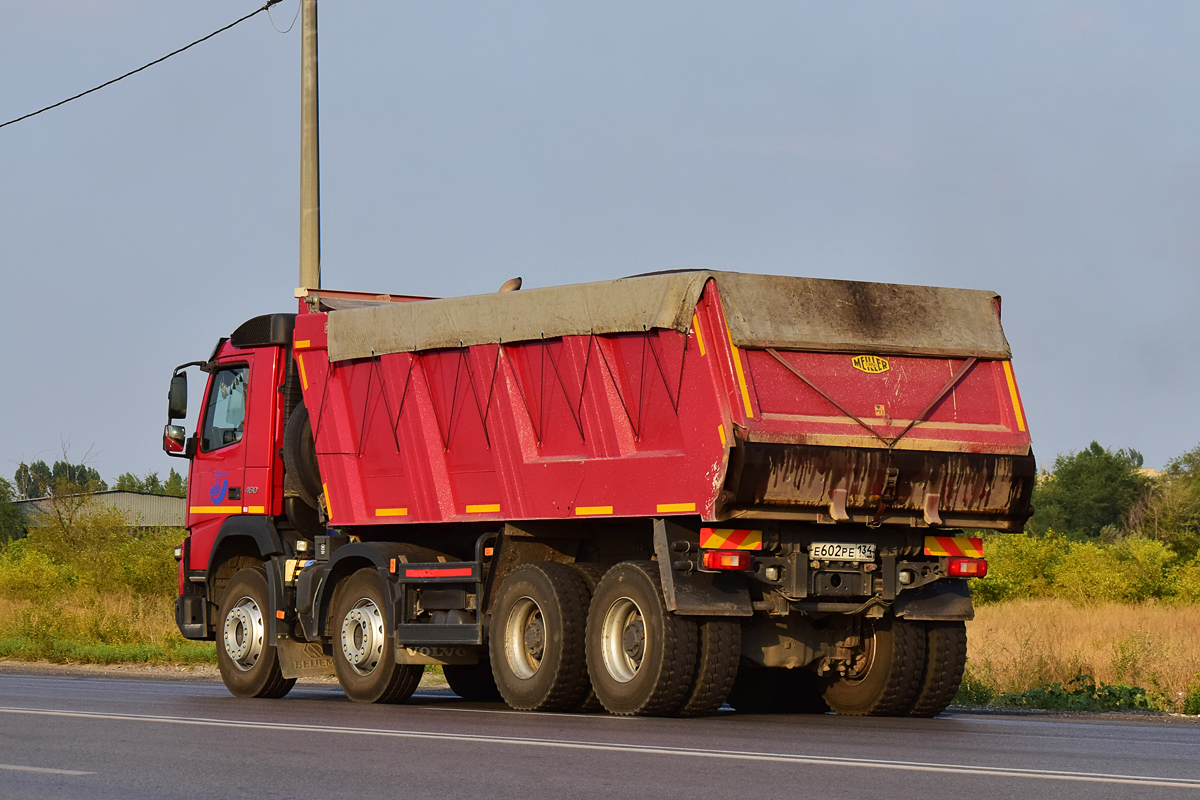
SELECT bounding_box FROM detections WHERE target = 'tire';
[444,659,503,702]
[569,563,609,712]
[906,621,968,718]
[727,666,829,714]
[331,568,422,704]
[282,402,321,510]
[585,560,698,716]
[822,616,925,716]
[489,562,592,711]
[216,567,296,699]
[678,619,741,717]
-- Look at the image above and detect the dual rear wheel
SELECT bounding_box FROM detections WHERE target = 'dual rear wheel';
[489,560,742,717]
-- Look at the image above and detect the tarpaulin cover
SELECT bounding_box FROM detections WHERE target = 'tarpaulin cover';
[324,271,1011,362]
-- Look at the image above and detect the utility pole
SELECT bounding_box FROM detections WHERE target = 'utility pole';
[299,0,321,290]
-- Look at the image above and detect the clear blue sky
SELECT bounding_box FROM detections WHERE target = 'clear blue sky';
[2,1,1197,482]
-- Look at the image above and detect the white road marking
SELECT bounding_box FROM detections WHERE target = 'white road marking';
[0,705,1197,789]
[0,763,94,776]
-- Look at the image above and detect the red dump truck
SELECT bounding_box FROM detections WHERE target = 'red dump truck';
[165,270,1034,716]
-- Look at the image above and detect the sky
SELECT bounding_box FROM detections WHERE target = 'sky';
[1,1,1198,484]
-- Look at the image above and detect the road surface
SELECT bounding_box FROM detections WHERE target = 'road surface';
[0,670,1196,799]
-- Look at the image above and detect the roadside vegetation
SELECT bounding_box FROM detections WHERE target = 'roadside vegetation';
[0,447,1197,713]
[0,465,209,665]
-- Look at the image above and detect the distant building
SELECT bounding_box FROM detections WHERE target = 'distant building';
[13,490,185,529]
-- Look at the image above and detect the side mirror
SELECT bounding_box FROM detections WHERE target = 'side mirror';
[164,424,187,454]
[168,374,188,420]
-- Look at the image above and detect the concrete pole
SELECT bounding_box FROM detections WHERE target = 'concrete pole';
[299,0,321,290]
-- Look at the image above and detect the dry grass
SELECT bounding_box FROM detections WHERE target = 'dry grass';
[0,591,215,664]
[967,599,1200,710]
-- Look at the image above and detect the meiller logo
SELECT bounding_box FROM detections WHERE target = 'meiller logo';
[852,355,890,374]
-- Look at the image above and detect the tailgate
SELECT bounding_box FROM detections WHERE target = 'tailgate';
[720,348,1034,530]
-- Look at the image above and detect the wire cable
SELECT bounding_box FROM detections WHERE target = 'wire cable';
[0,0,283,132]
[268,0,302,34]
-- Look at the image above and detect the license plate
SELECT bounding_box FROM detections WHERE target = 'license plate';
[810,542,876,562]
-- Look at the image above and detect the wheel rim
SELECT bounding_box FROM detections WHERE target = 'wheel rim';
[223,595,265,672]
[341,598,386,676]
[600,597,646,684]
[504,597,546,680]
[843,623,878,685]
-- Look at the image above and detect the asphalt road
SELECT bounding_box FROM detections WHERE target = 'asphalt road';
[0,671,1197,800]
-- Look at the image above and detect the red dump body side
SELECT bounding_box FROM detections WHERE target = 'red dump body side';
[292,276,1034,531]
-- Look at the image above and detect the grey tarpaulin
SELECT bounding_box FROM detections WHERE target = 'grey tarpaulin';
[323,271,1011,362]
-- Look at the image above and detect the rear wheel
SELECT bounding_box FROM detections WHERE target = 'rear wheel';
[332,569,422,704]
[489,562,592,711]
[216,567,296,699]
[727,665,828,714]
[822,616,925,716]
[906,621,968,717]
[444,658,503,702]
[585,561,698,716]
[569,563,609,712]
[678,619,742,717]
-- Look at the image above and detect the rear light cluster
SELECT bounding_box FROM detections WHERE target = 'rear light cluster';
[701,550,753,571]
[948,557,988,578]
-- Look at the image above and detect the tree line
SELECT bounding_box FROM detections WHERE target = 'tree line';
[1029,441,1200,561]
[0,460,187,543]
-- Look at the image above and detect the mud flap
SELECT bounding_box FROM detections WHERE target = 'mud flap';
[277,638,335,679]
[892,580,974,621]
[653,519,753,616]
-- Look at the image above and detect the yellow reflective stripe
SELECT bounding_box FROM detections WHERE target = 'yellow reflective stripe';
[322,483,332,518]
[246,506,266,514]
[692,314,706,356]
[575,506,613,516]
[297,353,309,391]
[189,506,237,515]
[466,504,500,514]
[657,503,695,513]
[294,339,311,350]
[700,528,763,550]
[923,536,985,558]
[727,324,754,419]
[1002,361,1026,432]
[375,508,408,517]
[717,424,727,446]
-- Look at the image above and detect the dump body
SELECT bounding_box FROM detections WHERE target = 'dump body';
[292,271,1033,532]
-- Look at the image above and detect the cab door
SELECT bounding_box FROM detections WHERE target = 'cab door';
[187,356,253,570]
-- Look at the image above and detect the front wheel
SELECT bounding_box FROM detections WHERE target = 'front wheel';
[822,616,925,716]
[331,568,422,704]
[216,567,296,699]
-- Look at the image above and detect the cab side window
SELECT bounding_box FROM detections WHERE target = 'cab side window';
[201,366,249,453]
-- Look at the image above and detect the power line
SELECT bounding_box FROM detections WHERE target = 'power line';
[0,1,283,132]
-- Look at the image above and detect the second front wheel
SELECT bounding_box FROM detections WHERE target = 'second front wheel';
[331,568,422,704]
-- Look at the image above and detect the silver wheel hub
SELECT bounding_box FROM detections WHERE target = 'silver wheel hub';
[341,598,386,676]
[601,597,646,684]
[223,596,265,672]
[504,597,545,680]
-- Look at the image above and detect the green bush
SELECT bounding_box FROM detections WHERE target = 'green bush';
[971,532,1066,604]
[974,532,1194,606]
[1184,677,1200,716]
[0,539,78,600]
[1175,557,1200,603]
[994,674,1150,712]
